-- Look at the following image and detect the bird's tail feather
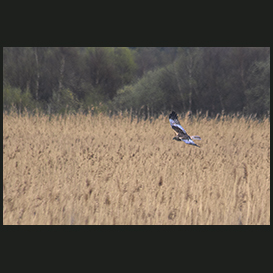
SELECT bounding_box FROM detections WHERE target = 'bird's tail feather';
[191,135,201,140]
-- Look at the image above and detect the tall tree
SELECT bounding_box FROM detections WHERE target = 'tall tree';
[33,47,40,101]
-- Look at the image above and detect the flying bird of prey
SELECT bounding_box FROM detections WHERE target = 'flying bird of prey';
[169,111,201,147]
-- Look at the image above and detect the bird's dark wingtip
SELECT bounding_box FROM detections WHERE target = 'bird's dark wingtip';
[191,143,200,148]
[169,111,178,120]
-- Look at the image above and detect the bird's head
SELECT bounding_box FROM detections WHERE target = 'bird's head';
[173,136,181,141]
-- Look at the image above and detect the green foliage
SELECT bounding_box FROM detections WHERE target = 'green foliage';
[83,47,136,100]
[81,86,109,113]
[245,57,270,116]
[113,69,166,114]
[3,84,36,113]
[48,88,79,115]
[113,47,137,85]
[3,47,36,92]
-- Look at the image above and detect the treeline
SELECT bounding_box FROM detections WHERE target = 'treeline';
[3,47,270,117]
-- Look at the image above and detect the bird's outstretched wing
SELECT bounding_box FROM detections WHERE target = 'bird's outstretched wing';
[169,111,189,139]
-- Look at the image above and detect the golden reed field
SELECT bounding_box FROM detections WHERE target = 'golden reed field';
[3,111,270,225]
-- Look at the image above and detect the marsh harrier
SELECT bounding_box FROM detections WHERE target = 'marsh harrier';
[169,111,201,147]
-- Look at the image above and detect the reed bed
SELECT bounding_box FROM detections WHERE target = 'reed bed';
[3,111,270,224]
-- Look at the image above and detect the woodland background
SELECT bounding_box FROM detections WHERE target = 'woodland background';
[3,47,270,118]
